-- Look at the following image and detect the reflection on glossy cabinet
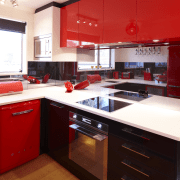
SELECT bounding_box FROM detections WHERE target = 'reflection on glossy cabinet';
[60,2,79,47]
[78,0,103,46]
[137,0,180,42]
[103,0,137,43]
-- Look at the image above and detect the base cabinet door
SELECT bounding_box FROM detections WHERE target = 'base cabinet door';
[48,101,69,151]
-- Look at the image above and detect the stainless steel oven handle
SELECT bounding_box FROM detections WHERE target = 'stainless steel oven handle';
[69,124,107,141]
[12,109,33,116]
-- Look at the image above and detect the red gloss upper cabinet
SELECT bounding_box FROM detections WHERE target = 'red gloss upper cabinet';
[78,0,103,46]
[103,0,137,43]
[137,0,180,42]
[60,2,79,47]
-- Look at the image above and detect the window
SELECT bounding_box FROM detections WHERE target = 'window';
[0,18,26,74]
[124,62,144,69]
[78,48,115,71]
[0,30,24,73]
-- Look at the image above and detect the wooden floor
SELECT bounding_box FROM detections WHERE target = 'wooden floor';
[0,154,79,180]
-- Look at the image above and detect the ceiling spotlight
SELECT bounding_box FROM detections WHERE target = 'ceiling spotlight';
[95,24,98,27]
[77,20,80,24]
[164,43,169,45]
[0,0,6,4]
[153,39,159,42]
[10,0,18,7]
[118,42,122,43]
[89,22,92,26]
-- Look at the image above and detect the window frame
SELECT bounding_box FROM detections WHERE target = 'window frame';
[77,48,115,72]
[0,18,26,76]
[0,31,26,76]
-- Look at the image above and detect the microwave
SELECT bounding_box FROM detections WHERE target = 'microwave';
[34,34,52,60]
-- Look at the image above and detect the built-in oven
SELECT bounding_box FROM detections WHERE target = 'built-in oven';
[69,111,108,180]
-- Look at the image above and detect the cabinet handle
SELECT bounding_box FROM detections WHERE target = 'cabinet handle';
[50,102,64,109]
[121,175,133,180]
[168,85,180,88]
[168,94,180,98]
[121,159,150,177]
[122,128,150,141]
[12,109,33,116]
[122,143,150,159]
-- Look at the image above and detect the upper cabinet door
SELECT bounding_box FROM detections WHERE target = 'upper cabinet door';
[103,0,137,43]
[60,2,79,47]
[78,0,104,46]
[137,0,180,42]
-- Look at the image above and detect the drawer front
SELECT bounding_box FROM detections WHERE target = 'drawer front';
[111,123,175,159]
[108,163,138,180]
[109,135,175,178]
[109,148,172,180]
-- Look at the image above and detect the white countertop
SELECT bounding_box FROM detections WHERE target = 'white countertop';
[1,79,180,142]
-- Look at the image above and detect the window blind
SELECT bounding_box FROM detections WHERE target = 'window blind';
[0,18,26,34]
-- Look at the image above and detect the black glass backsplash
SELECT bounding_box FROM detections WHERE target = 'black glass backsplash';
[28,62,110,82]
[28,62,167,83]
[115,62,167,77]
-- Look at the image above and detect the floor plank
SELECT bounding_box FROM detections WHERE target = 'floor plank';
[0,154,79,180]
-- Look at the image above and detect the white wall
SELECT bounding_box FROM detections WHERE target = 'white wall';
[115,46,168,62]
[0,4,34,74]
[34,7,52,36]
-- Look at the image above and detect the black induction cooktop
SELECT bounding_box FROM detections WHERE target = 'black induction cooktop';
[108,91,150,102]
[77,96,132,112]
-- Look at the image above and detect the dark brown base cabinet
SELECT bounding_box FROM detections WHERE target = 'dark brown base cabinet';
[40,98,179,180]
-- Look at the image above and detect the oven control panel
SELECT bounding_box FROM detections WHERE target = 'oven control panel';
[69,111,108,134]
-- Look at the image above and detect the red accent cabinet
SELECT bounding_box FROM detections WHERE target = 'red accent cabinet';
[103,0,137,43]
[0,100,40,174]
[167,46,180,98]
[137,0,180,42]
[60,1,79,47]
[78,0,104,46]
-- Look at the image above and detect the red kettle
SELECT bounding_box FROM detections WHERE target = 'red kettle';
[113,71,119,79]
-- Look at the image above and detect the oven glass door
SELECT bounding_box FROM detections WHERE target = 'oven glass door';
[69,122,108,180]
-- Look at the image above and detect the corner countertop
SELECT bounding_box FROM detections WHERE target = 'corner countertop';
[1,79,180,142]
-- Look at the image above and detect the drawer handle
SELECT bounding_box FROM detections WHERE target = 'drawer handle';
[50,102,64,109]
[168,94,180,98]
[12,109,33,116]
[122,128,150,141]
[168,85,180,88]
[121,175,133,180]
[122,144,150,159]
[121,159,150,177]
